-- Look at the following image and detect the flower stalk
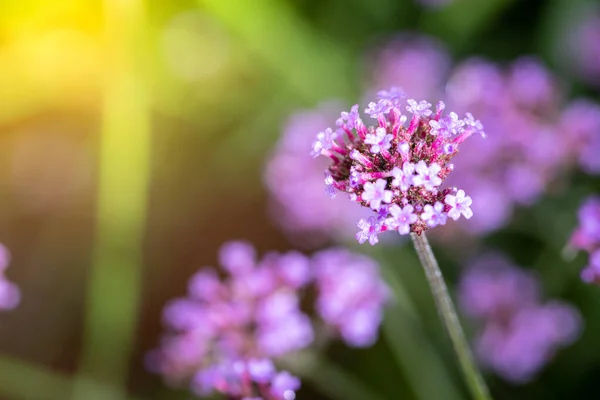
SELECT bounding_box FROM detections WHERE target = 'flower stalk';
[410,232,491,400]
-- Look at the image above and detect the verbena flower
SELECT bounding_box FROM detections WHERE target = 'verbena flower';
[569,196,600,284]
[0,244,20,311]
[311,89,484,243]
[147,241,388,399]
[459,253,581,383]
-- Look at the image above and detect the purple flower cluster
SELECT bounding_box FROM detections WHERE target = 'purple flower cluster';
[266,34,600,244]
[312,248,390,346]
[559,100,600,175]
[147,241,388,399]
[0,244,20,311]
[373,37,600,235]
[569,196,600,284]
[265,103,370,246]
[311,90,484,244]
[192,359,300,400]
[459,253,581,383]
[444,57,600,232]
[569,11,600,86]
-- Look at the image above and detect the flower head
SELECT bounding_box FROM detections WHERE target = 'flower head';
[312,88,483,241]
[148,241,389,397]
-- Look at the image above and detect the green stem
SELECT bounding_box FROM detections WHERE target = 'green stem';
[73,1,150,399]
[410,233,491,400]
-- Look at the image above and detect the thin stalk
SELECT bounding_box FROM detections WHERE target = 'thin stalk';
[410,233,491,400]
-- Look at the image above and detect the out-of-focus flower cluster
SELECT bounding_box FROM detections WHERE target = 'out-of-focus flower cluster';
[0,244,20,311]
[311,89,484,244]
[459,253,581,383]
[147,241,388,399]
[265,103,370,246]
[569,196,600,284]
[373,37,600,235]
[265,34,600,245]
[569,10,600,86]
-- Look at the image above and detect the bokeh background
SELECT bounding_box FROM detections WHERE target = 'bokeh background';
[0,0,599,399]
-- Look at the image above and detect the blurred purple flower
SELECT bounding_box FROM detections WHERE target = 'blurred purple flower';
[581,250,600,285]
[570,196,600,253]
[264,103,371,247]
[459,252,540,320]
[443,57,571,234]
[569,196,600,285]
[367,34,450,100]
[191,358,301,400]
[559,100,600,175]
[0,244,20,311]
[569,12,600,86]
[476,302,581,384]
[313,248,390,347]
[148,241,388,398]
[460,253,582,383]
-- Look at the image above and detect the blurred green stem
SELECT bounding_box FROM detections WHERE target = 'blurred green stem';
[410,233,491,400]
[73,0,150,399]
